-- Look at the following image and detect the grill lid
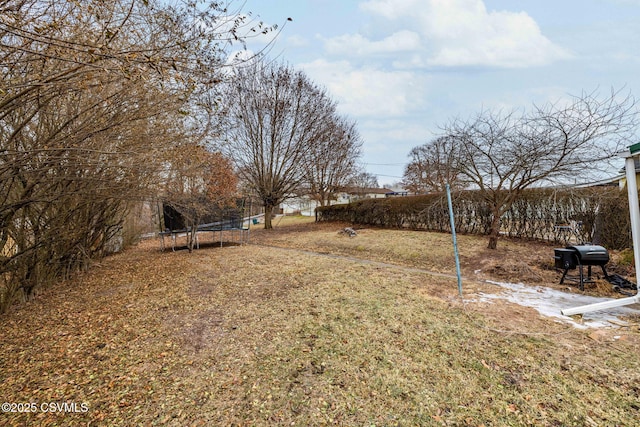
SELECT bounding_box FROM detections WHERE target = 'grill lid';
[566,245,609,264]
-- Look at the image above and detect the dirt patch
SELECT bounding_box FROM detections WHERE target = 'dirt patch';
[167,309,225,354]
[484,261,543,282]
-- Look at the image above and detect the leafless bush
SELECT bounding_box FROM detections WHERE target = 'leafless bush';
[317,187,632,250]
[0,0,271,312]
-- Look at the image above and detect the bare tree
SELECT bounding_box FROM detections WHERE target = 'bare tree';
[402,136,465,194]
[346,171,380,200]
[222,60,341,228]
[302,115,362,207]
[349,172,379,188]
[442,89,639,249]
[0,0,273,311]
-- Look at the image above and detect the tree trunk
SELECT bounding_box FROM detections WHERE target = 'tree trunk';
[264,204,274,229]
[188,223,197,252]
[487,209,501,249]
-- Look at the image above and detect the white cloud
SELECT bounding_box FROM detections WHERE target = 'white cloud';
[346,0,572,69]
[362,119,431,149]
[358,0,414,20]
[284,34,309,48]
[299,59,426,118]
[323,30,422,56]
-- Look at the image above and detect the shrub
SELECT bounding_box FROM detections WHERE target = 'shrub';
[316,187,633,249]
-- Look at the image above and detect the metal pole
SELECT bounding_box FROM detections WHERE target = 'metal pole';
[561,151,640,316]
[446,184,463,297]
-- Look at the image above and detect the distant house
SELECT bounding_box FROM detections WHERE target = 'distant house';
[616,158,640,190]
[280,195,318,216]
[334,186,395,203]
[568,159,637,190]
[280,186,401,216]
[572,159,640,190]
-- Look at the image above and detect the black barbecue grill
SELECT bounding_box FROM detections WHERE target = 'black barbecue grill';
[554,244,610,290]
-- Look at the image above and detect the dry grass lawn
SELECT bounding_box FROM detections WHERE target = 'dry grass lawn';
[1,216,639,426]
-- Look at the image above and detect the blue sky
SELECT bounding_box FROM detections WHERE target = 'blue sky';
[236,0,640,186]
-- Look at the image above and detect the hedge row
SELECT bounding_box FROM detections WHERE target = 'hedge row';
[316,187,632,249]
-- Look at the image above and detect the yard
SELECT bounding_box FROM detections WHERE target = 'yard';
[1,216,639,426]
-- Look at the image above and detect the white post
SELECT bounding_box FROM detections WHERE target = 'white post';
[561,151,640,316]
[625,155,640,284]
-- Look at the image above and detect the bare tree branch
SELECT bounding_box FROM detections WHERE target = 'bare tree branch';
[417,89,639,249]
